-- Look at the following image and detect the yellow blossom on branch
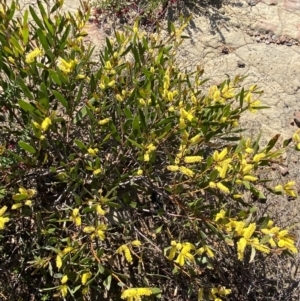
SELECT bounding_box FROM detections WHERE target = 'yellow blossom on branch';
[25,48,43,63]
[117,244,133,264]
[81,272,92,285]
[184,156,203,163]
[70,208,81,226]
[121,288,153,300]
[0,206,9,230]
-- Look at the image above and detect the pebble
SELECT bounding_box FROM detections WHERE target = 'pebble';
[237,60,246,68]
[247,0,257,6]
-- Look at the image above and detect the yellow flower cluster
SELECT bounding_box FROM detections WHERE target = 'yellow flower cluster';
[121,287,153,301]
[214,209,298,260]
[70,208,81,226]
[56,246,74,270]
[167,241,195,266]
[244,91,261,113]
[57,57,78,74]
[143,143,156,162]
[293,129,300,150]
[117,244,133,263]
[274,181,297,198]
[198,286,231,301]
[12,187,36,210]
[83,224,107,240]
[0,206,9,230]
[261,220,298,254]
[25,48,43,63]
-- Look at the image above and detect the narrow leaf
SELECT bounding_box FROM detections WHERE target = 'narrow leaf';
[18,141,36,154]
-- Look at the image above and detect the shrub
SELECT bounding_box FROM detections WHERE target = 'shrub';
[0,0,298,300]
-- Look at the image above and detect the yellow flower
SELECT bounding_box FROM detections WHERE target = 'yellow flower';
[215,209,226,222]
[76,74,86,79]
[96,224,107,240]
[96,204,105,216]
[98,118,110,125]
[61,275,68,284]
[57,57,77,73]
[216,182,229,194]
[60,284,68,297]
[131,240,141,247]
[71,208,81,226]
[253,152,265,162]
[62,246,73,255]
[107,80,115,87]
[87,147,99,156]
[249,100,261,113]
[243,175,258,182]
[93,168,102,175]
[209,181,217,189]
[83,226,96,233]
[174,242,195,266]
[8,56,15,64]
[184,156,203,163]
[41,117,52,132]
[237,237,247,260]
[0,206,9,230]
[56,255,62,269]
[121,288,153,300]
[179,166,194,177]
[81,272,92,285]
[136,169,143,175]
[197,245,214,258]
[25,48,43,63]
[117,245,133,263]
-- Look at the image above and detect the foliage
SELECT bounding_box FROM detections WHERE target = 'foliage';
[0,0,298,300]
[92,0,175,26]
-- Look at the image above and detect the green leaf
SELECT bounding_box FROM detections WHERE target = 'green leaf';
[103,275,112,291]
[260,234,271,244]
[155,225,163,234]
[52,90,68,109]
[22,10,29,45]
[18,99,35,112]
[249,246,256,263]
[127,139,143,150]
[283,138,292,147]
[74,140,86,150]
[265,134,280,153]
[151,288,162,295]
[16,78,33,99]
[74,106,87,124]
[12,194,28,201]
[132,115,140,131]
[29,6,45,30]
[18,141,36,154]
[0,189,6,199]
[37,28,50,53]
[49,70,62,85]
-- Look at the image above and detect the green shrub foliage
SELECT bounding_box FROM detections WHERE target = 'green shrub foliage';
[0,0,298,300]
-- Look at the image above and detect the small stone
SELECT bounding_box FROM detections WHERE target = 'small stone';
[237,60,246,68]
[279,36,286,43]
[265,40,270,44]
[279,166,289,176]
[256,37,261,42]
[272,35,277,40]
[247,0,258,6]
[286,42,293,46]
[294,111,300,128]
